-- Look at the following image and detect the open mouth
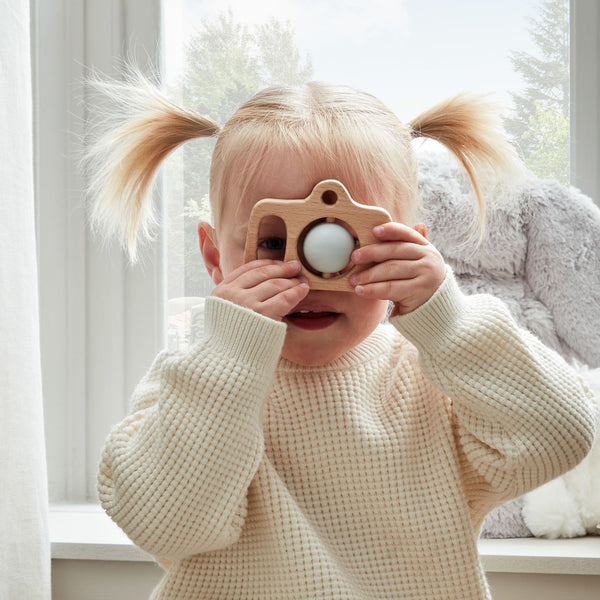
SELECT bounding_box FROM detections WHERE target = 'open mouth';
[284,310,341,330]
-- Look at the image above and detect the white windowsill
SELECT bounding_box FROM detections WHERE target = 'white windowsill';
[51,504,153,562]
[50,504,600,575]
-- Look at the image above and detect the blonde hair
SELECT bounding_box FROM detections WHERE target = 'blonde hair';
[85,72,220,261]
[85,73,516,261]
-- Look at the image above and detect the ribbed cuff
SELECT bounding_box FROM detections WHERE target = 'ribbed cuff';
[203,297,287,369]
[391,268,470,354]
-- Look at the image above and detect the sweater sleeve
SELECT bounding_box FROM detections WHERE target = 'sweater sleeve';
[97,297,286,560]
[391,269,597,515]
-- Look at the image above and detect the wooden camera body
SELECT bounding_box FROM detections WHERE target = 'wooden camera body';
[244,179,391,291]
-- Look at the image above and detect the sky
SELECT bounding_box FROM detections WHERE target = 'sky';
[164,0,541,120]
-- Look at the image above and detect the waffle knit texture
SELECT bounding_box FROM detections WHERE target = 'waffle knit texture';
[98,271,596,600]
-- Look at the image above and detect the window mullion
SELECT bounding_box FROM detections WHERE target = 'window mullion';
[570,0,600,203]
[35,0,164,504]
[82,0,164,501]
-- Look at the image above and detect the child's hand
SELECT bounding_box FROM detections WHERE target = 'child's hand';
[210,260,310,322]
[349,223,446,316]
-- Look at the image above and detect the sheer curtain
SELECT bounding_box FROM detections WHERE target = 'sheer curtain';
[0,0,51,598]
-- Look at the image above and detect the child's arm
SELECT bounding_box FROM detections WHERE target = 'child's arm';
[392,271,597,518]
[353,223,596,516]
[98,297,286,560]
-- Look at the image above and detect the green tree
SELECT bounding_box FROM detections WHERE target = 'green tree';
[521,101,569,183]
[167,12,312,296]
[504,0,569,183]
[255,19,313,86]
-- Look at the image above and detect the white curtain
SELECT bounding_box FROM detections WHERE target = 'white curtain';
[0,0,51,598]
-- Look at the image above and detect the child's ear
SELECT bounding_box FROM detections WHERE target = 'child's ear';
[198,222,224,284]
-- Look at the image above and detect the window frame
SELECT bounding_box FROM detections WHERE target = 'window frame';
[570,0,600,200]
[32,0,164,503]
[33,0,599,504]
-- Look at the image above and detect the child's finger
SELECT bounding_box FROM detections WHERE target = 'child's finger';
[249,276,309,304]
[414,223,427,238]
[350,259,421,287]
[371,222,428,244]
[353,279,425,309]
[224,260,302,288]
[259,281,310,319]
[212,259,310,321]
[351,241,426,266]
[351,222,429,265]
[213,275,309,320]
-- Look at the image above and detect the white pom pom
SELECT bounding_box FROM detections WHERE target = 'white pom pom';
[302,223,355,273]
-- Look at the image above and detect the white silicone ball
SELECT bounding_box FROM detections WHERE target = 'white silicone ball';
[302,222,355,274]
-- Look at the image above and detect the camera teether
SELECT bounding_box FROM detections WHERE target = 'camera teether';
[244,179,391,291]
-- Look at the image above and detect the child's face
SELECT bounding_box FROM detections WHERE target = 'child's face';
[201,152,390,366]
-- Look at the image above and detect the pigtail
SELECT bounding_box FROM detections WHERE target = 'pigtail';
[410,93,519,225]
[85,70,220,262]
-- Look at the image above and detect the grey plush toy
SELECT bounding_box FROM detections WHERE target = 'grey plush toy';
[417,151,600,538]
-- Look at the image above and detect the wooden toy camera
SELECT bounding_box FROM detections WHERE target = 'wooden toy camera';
[244,179,391,291]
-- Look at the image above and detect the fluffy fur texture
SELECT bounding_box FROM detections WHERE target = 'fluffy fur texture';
[522,366,600,538]
[417,150,600,538]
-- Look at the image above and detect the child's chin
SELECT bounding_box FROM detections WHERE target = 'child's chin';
[280,341,344,367]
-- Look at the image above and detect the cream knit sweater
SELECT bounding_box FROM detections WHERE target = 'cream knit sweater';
[98,272,596,600]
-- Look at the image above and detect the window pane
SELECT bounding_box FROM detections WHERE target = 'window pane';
[162,0,570,348]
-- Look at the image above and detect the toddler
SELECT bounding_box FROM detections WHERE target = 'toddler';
[92,77,597,599]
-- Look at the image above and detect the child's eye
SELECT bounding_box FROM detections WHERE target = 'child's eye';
[260,238,286,251]
[256,238,286,260]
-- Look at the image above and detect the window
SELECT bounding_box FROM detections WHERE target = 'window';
[161,0,576,351]
[33,0,599,505]
[33,0,164,503]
